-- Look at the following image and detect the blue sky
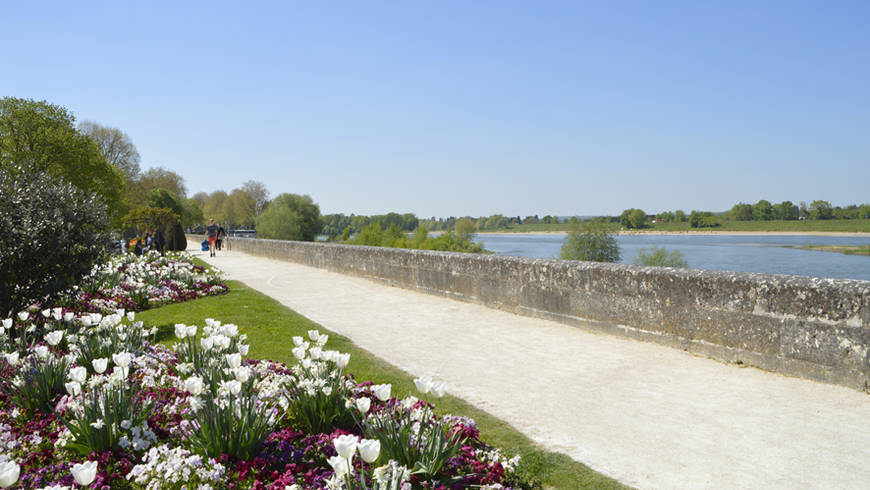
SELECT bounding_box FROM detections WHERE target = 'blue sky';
[2,1,868,217]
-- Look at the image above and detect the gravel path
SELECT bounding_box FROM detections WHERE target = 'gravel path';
[193,245,870,489]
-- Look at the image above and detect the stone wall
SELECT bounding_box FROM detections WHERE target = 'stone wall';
[202,236,870,390]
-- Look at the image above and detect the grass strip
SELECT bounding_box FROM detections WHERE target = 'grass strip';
[136,279,627,489]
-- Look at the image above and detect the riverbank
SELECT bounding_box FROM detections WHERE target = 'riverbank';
[475,230,870,237]
[792,244,870,255]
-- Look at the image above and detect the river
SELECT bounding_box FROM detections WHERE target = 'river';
[473,233,870,281]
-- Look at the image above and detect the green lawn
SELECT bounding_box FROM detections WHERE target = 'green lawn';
[136,279,626,489]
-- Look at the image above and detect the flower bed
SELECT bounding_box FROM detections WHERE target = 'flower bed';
[59,251,228,314]
[0,300,536,489]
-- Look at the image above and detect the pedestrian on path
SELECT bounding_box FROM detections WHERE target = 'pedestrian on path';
[216,224,226,251]
[205,219,218,257]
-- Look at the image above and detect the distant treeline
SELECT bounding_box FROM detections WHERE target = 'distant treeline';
[324,199,870,236]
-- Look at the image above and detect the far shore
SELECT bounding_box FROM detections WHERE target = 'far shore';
[474,230,870,238]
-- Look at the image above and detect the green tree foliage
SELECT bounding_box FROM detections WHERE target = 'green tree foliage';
[78,120,141,181]
[620,209,647,229]
[122,207,179,236]
[632,247,688,268]
[127,167,188,208]
[753,200,773,221]
[255,193,322,241]
[346,222,485,253]
[689,211,719,228]
[202,190,228,223]
[809,200,833,220]
[0,97,125,218]
[240,180,270,220]
[773,201,799,220]
[559,221,621,262]
[0,168,109,315]
[454,218,476,241]
[147,188,184,217]
[224,189,256,228]
[674,210,687,222]
[731,203,753,221]
[657,211,675,222]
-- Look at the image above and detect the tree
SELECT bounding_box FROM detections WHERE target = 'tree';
[223,188,256,228]
[255,193,322,241]
[202,190,229,223]
[620,209,647,229]
[753,200,773,221]
[774,201,799,220]
[454,218,476,241]
[78,120,141,181]
[241,180,270,219]
[809,200,833,220]
[674,210,687,222]
[731,203,754,221]
[0,167,109,315]
[628,209,647,229]
[633,247,688,268]
[0,97,125,218]
[559,221,621,262]
[689,211,719,228]
[127,167,187,208]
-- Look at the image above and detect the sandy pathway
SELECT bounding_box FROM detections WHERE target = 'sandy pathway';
[192,245,870,489]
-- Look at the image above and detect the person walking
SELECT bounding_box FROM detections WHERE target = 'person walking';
[216,224,226,251]
[205,219,219,257]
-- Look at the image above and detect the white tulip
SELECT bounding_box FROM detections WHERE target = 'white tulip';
[430,381,447,398]
[52,307,63,320]
[355,397,371,414]
[316,334,328,346]
[201,337,214,351]
[1,318,11,329]
[309,347,322,360]
[220,379,242,396]
[307,330,320,341]
[414,376,433,394]
[17,311,29,321]
[327,455,349,477]
[372,384,391,402]
[174,324,188,339]
[234,366,251,383]
[185,325,197,337]
[69,366,88,384]
[238,344,250,356]
[64,312,75,322]
[292,346,306,360]
[70,460,98,486]
[41,308,51,318]
[333,434,359,460]
[93,358,108,374]
[112,352,132,368]
[115,308,125,317]
[127,312,136,322]
[65,381,82,396]
[35,345,50,360]
[5,352,19,366]
[336,353,351,369]
[184,376,204,396]
[220,324,238,337]
[292,336,304,346]
[45,330,64,346]
[358,439,381,463]
[0,460,20,488]
[225,353,242,369]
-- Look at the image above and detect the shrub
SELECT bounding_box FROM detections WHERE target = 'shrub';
[0,167,109,316]
[559,221,621,262]
[632,246,688,268]
[167,221,187,251]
